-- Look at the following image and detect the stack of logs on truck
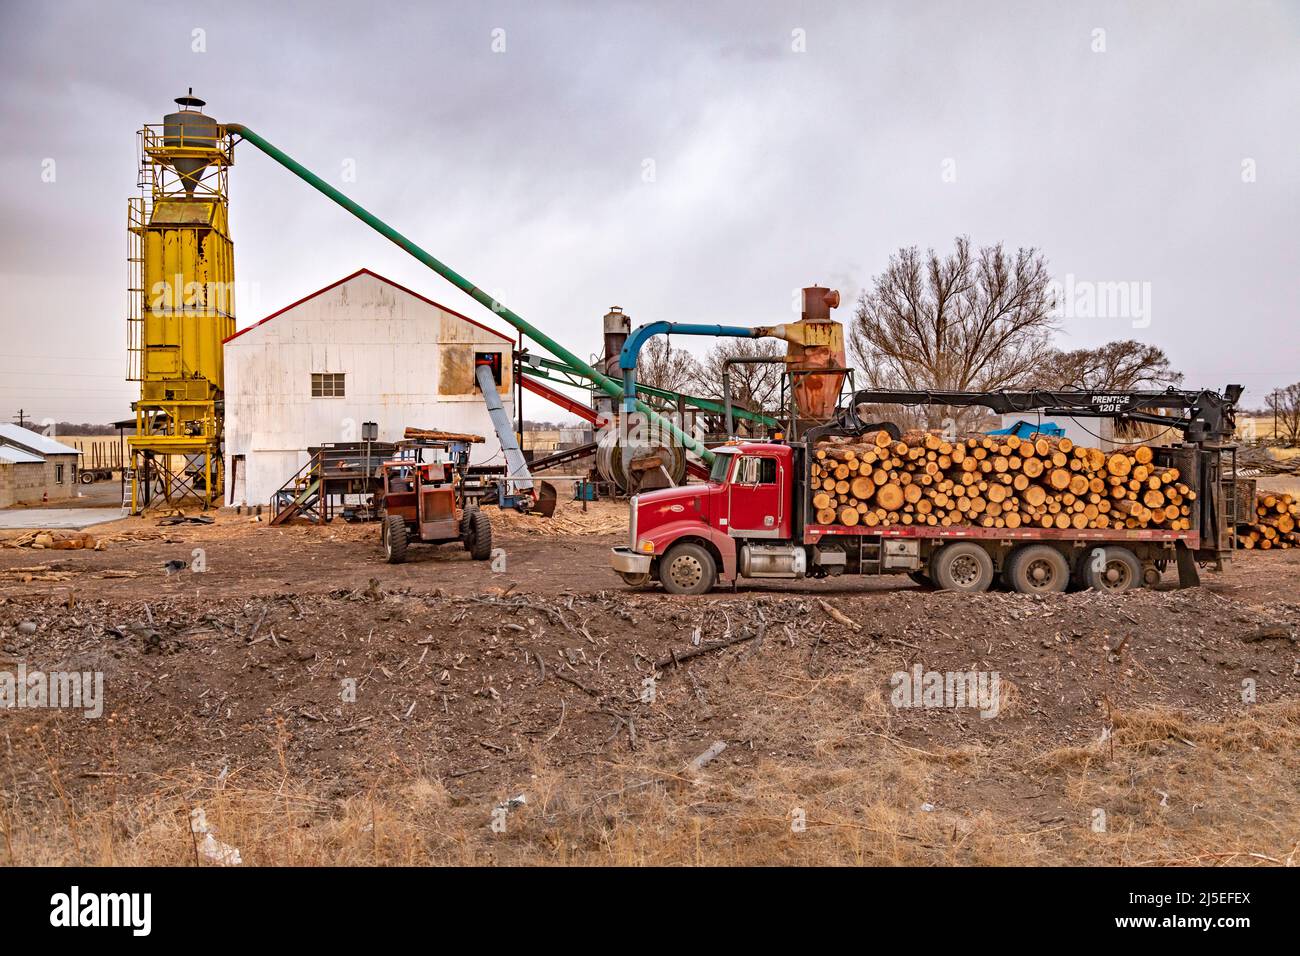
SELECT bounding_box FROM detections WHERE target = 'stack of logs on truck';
[801,428,1224,593]
[811,431,1196,532]
[1236,492,1300,549]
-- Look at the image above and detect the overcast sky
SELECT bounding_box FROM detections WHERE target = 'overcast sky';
[0,0,1296,425]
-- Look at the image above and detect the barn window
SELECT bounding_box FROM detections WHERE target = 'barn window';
[311,373,345,398]
[55,464,65,483]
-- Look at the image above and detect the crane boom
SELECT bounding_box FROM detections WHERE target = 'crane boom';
[818,386,1242,444]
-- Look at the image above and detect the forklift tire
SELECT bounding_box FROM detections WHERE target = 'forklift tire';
[931,542,995,593]
[1082,546,1142,593]
[659,542,716,595]
[1005,544,1070,594]
[467,510,493,561]
[383,515,409,564]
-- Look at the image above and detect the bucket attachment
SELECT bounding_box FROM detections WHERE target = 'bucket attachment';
[531,481,558,518]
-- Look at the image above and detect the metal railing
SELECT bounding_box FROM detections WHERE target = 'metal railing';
[271,453,324,525]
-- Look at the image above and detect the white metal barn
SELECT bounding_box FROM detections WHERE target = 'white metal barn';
[223,268,514,506]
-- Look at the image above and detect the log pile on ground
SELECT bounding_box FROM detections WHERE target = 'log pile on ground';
[1236,492,1300,549]
[810,431,1195,530]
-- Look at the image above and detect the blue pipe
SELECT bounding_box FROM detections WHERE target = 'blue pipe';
[619,322,763,411]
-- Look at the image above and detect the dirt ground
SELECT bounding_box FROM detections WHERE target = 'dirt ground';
[1,500,1297,866]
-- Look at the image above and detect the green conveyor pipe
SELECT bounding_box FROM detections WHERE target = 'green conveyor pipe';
[225,123,714,465]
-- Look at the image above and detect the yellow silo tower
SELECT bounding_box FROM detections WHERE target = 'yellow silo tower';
[126,91,235,512]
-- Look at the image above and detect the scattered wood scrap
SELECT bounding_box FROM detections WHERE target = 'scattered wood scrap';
[817,599,861,632]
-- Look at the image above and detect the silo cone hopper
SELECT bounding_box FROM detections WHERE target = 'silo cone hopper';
[162,90,220,196]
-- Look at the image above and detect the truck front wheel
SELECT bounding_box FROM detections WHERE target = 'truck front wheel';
[659,542,717,595]
[932,542,995,593]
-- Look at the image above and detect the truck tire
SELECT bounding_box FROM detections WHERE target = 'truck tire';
[467,510,493,561]
[1082,546,1142,593]
[619,572,652,588]
[1006,545,1070,594]
[383,515,409,564]
[659,542,716,595]
[932,542,995,593]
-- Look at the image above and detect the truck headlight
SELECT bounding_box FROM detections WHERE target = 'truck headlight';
[638,540,655,554]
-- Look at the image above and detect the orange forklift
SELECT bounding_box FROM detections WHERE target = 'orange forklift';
[377,433,492,564]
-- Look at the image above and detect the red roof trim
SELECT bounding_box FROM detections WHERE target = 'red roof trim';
[222,268,516,345]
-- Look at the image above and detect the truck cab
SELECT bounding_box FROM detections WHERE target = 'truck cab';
[611,441,800,594]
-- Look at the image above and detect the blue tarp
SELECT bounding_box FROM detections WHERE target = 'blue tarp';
[986,420,1065,439]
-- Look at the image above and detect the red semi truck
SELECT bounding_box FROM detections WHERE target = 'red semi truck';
[610,387,1242,595]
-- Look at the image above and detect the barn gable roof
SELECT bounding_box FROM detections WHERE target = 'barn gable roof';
[222,268,515,346]
[0,423,80,459]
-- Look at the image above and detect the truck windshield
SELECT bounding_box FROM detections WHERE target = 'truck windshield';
[708,453,734,483]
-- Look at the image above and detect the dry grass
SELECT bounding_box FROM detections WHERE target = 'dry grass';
[4,701,1297,866]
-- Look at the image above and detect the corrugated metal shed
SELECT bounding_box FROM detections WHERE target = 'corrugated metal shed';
[0,423,81,458]
[0,447,45,465]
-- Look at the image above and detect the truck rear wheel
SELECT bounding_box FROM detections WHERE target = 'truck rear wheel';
[659,542,716,595]
[1082,546,1141,593]
[383,515,409,564]
[1006,545,1070,594]
[932,542,995,593]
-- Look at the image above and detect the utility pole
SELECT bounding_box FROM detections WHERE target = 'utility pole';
[12,409,29,429]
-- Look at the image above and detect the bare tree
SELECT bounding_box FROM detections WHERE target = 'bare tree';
[849,237,1057,428]
[636,336,702,394]
[691,338,785,415]
[1265,383,1300,445]
[1032,340,1183,390]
